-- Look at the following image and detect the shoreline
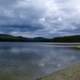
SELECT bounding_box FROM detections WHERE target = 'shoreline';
[36,62,80,80]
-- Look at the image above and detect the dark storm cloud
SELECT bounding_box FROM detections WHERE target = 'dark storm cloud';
[0,0,80,37]
[0,0,16,6]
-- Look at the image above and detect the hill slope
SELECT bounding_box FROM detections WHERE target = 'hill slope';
[0,34,80,42]
[53,35,80,42]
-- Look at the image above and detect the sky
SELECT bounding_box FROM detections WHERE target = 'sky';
[0,0,80,37]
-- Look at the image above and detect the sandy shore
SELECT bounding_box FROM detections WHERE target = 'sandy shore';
[37,63,80,80]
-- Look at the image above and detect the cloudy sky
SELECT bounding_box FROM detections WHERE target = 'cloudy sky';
[0,0,80,37]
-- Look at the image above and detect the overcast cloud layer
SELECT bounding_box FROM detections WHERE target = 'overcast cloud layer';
[0,0,80,37]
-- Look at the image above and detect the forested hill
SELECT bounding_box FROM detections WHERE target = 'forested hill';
[0,34,80,42]
[0,34,28,42]
[52,35,80,42]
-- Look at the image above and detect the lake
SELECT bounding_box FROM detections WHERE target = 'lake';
[0,42,80,80]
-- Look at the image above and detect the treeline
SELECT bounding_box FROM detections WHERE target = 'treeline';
[0,34,28,42]
[53,35,80,42]
[0,34,80,42]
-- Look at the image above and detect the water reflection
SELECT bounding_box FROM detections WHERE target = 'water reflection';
[0,43,80,80]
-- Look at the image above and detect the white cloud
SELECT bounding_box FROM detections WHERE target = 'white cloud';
[0,0,80,37]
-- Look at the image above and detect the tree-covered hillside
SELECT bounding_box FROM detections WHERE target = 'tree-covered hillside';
[0,34,80,42]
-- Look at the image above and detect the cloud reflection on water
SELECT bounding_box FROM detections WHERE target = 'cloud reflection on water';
[0,43,79,80]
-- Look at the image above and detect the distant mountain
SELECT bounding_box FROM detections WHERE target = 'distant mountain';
[0,34,80,42]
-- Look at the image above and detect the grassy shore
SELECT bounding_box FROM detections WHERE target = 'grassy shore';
[74,46,80,49]
[37,64,80,80]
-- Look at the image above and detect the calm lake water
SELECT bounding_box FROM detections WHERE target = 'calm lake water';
[0,42,80,80]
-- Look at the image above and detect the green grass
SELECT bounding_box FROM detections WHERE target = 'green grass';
[37,64,80,80]
[75,46,80,49]
[72,46,80,50]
